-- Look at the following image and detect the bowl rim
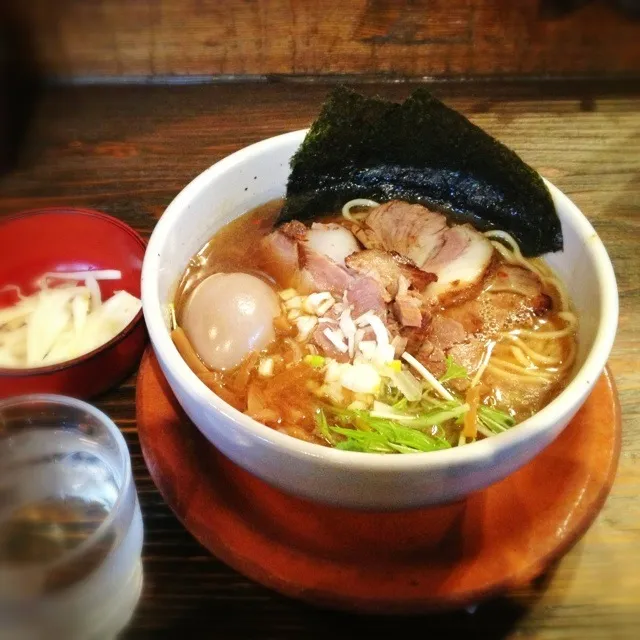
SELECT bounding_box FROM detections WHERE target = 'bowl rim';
[0,207,146,378]
[142,129,619,471]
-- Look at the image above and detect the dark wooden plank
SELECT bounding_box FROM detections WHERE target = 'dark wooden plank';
[4,0,640,80]
[0,82,639,638]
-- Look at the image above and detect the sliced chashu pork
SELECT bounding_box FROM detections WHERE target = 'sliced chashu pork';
[404,263,552,381]
[363,200,494,305]
[261,221,356,295]
[262,221,416,361]
[345,249,436,328]
[344,249,436,301]
[260,220,388,315]
[305,222,360,265]
[365,201,448,267]
[443,264,552,337]
[422,225,494,305]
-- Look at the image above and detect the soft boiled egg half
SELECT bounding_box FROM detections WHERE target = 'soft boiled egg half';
[181,272,280,371]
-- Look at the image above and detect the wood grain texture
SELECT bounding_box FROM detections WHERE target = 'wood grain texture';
[136,349,622,614]
[0,82,639,637]
[6,0,640,79]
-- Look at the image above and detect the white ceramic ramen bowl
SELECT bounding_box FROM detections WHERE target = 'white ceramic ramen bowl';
[141,129,618,511]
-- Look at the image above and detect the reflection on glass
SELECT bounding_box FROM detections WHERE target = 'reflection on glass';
[0,395,144,639]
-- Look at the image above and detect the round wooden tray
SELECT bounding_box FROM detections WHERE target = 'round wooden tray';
[136,349,621,614]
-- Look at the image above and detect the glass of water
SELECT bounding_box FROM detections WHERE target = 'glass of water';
[0,394,144,640]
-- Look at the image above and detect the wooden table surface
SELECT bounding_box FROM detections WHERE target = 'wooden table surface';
[1,82,639,638]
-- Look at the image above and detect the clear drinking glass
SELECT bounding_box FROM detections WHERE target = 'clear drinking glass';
[0,395,144,640]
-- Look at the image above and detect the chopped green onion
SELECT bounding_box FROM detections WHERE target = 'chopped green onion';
[304,354,326,368]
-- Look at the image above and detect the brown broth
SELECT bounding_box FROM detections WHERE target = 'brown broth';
[173,199,577,447]
[175,199,283,325]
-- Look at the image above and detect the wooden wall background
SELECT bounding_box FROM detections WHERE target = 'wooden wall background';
[4,0,640,80]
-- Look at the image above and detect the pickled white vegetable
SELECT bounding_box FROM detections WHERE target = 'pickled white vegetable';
[0,270,140,368]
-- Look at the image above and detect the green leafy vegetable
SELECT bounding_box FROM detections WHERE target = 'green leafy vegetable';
[478,406,516,434]
[371,403,470,428]
[279,86,561,257]
[407,404,470,427]
[315,409,335,445]
[315,384,517,453]
[438,357,469,384]
[330,414,451,454]
[316,406,452,454]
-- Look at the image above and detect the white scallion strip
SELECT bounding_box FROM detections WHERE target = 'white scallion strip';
[470,340,496,388]
[388,369,422,402]
[1,276,140,369]
[373,343,395,368]
[69,290,141,357]
[0,298,39,327]
[401,351,454,401]
[71,292,91,335]
[39,269,122,283]
[354,310,374,325]
[85,275,102,311]
[369,411,422,423]
[323,328,348,353]
[339,307,357,358]
[26,290,74,365]
[0,284,27,300]
[355,311,389,343]
[355,311,392,367]
[367,315,390,347]
[370,401,425,422]
[372,400,470,424]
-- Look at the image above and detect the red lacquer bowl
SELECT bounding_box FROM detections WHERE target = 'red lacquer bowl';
[0,207,147,399]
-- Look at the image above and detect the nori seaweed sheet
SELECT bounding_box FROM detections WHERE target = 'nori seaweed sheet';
[279,87,562,257]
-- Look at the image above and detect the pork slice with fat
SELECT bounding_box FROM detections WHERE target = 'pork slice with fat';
[422,225,494,305]
[345,249,436,300]
[364,200,448,267]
